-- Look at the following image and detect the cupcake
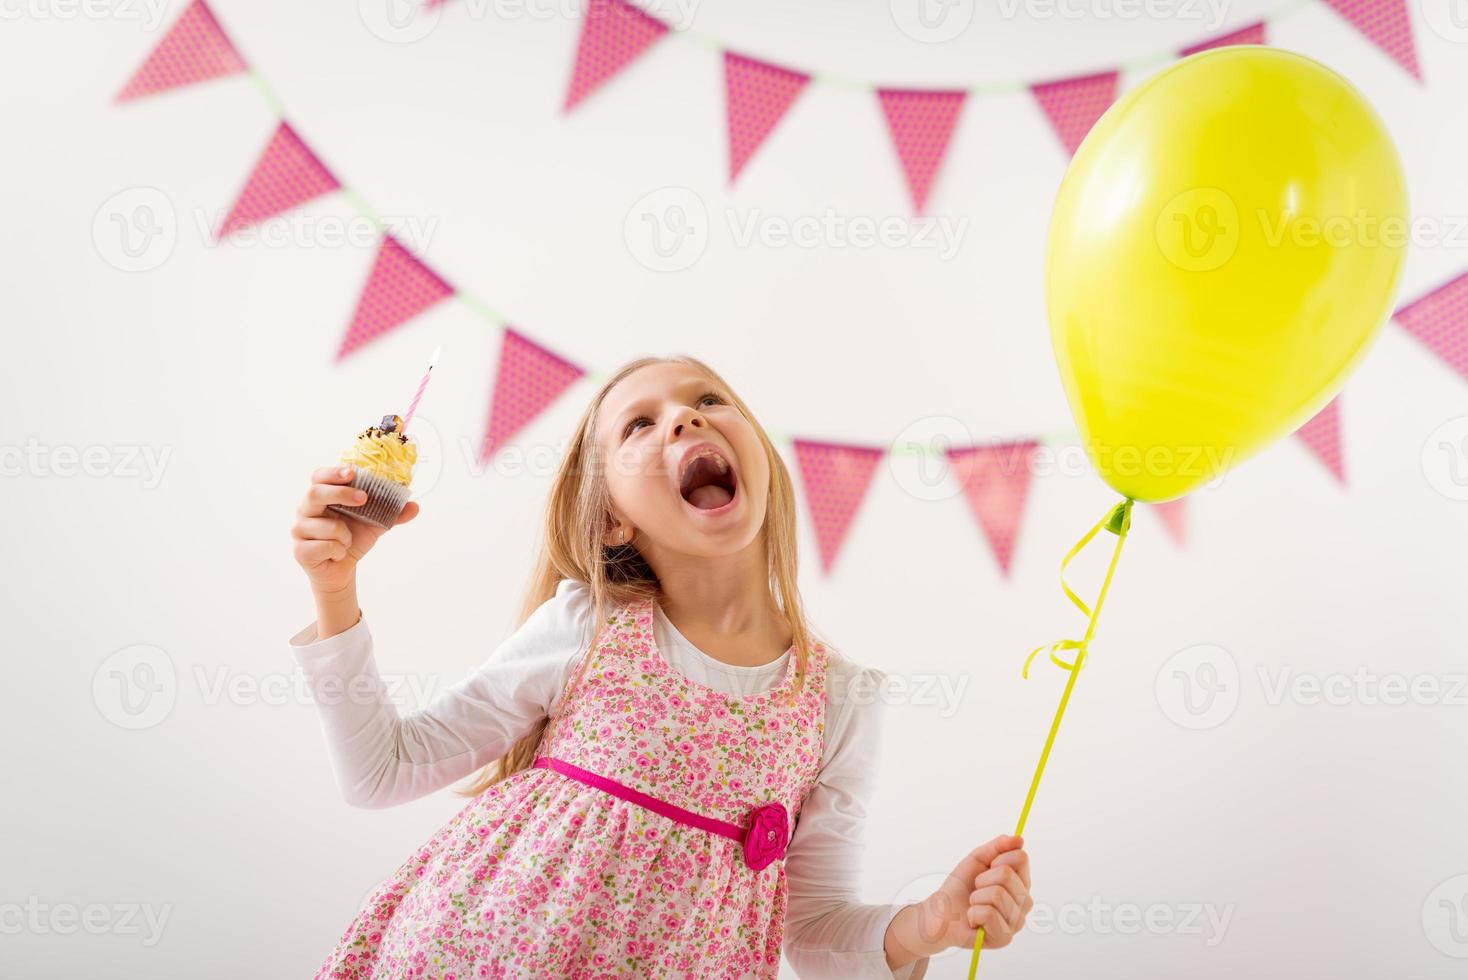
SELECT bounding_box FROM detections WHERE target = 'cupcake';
[327,413,417,529]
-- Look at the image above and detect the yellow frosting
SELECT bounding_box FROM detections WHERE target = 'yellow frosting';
[340,423,417,485]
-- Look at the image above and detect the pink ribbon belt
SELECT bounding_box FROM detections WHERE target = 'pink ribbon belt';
[532,755,790,872]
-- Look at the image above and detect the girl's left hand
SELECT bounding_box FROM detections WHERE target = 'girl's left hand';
[919,834,1033,953]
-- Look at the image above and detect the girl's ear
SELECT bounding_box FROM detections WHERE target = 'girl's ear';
[602,523,633,548]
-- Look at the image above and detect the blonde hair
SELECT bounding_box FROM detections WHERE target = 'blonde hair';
[454,354,816,798]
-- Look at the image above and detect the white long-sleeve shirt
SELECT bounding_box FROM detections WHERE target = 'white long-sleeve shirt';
[288,578,931,980]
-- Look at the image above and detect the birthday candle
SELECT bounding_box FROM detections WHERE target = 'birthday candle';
[401,345,440,436]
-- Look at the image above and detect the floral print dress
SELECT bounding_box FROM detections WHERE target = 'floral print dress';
[312,595,830,979]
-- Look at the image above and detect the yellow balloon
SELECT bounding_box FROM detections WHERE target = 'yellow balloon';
[1045,47,1408,503]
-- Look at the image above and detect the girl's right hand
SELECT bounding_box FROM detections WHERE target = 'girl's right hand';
[292,465,420,595]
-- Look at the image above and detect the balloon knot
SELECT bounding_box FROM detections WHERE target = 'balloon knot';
[1104,498,1134,535]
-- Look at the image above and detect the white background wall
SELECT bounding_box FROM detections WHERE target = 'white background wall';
[5,0,1468,976]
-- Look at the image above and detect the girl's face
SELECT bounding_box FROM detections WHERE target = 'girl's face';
[595,362,770,560]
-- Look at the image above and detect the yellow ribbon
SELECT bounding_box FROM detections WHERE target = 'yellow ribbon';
[968,497,1134,980]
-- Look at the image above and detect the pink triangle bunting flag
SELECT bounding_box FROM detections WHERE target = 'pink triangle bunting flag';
[1320,0,1422,81]
[876,89,967,214]
[115,0,247,103]
[1151,498,1188,547]
[791,439,885,576]
[945,441,1040,577]
[1393,272,1468,382]
[1030,70,1119,157]
[217,122,341,240]
[724,52,810,184]
[479,328,586,463]
[563,0,670,113]
[1294,395,1345,484]
[335,236,455,362]
[1180,20,1267,57]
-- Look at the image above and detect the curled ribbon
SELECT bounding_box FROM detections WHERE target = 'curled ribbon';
[1019,498,1132,680]
[968,496,1134,980]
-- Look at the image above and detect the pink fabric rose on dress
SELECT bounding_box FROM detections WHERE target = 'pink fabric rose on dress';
[743,802,789,871]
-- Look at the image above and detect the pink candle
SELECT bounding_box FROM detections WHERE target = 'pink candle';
[401,344,440,436]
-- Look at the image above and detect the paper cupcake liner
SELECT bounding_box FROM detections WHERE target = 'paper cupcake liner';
[326,469,411,529]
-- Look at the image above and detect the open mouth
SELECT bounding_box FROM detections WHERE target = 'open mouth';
[679,449,738,512]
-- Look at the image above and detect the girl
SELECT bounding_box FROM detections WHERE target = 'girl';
[288,355,1033,978]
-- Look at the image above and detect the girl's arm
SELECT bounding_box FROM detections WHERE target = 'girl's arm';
[781,658,932,980]
[288,578,595,809]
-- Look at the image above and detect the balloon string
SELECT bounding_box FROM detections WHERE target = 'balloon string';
[967,496,1134,980]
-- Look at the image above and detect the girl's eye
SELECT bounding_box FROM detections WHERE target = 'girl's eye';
[623,392,724,437]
